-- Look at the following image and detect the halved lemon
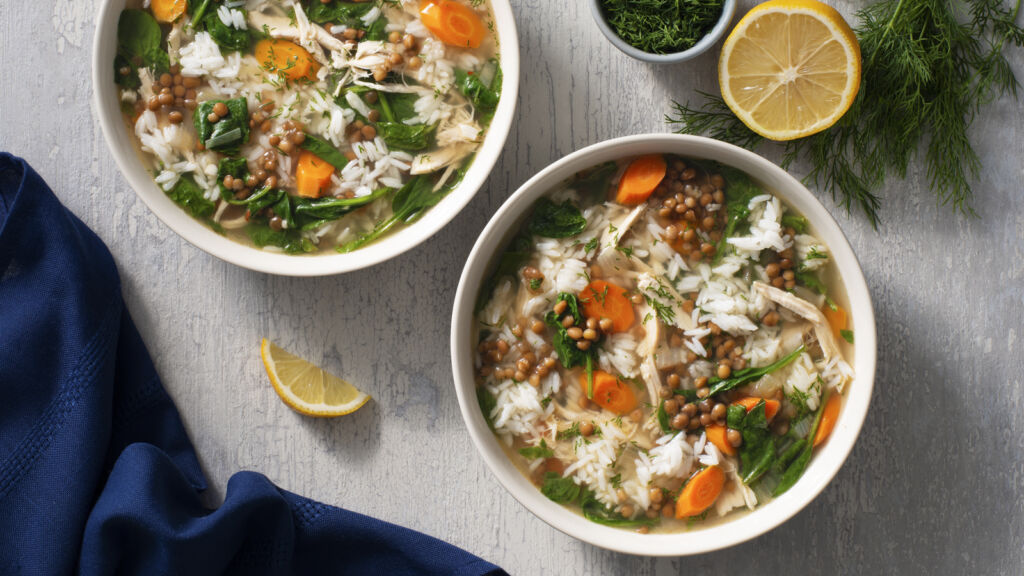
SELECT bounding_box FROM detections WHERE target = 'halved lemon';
[260,339,370,417]
[718,0,861,141]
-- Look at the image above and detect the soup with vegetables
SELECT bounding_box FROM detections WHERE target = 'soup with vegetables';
[474,154,854,532]
[115,0,501,254]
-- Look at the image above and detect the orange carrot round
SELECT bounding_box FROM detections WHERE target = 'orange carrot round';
[579,370,637,415]
[295,150,336,198]
[732,397,781,421]
[151,0,186,23]
[255,39,320,82]
[823,304,848,341]
[580,280,635,333]
[704,424,737,456]
[813,393,841,447]
[419,0,487,49]
[674,465,725,518]
[615,154,667,205]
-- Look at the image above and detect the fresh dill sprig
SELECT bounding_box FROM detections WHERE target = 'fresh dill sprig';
[666,0,1024,227]
[601,0,725,54]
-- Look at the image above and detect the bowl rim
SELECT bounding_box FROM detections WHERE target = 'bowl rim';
[451,133,876,556]
[91,0,520,277]
[588,0,737,63]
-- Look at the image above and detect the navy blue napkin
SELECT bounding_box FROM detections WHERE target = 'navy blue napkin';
[0,153,505,576]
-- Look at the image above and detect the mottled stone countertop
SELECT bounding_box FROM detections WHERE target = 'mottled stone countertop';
[1,0,1022,573]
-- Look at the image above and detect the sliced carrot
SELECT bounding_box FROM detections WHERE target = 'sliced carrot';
[732,397,781,421]
[151,0,186,23]
[295,150,335,198]
[580,280,635,333]
[254,39,320,82]
[615,154,667,206]
[675,465,725,519]
[579,370,637,415]
[813,393,841,447]
[419,0,487,49]
[704,424,737,456]
[823,304,848,341]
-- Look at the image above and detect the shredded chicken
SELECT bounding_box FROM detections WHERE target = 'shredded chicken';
[247,11,345,56]
[752,281,841,360]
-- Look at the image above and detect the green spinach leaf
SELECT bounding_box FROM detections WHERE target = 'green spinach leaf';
[202,9,251,52]
[194,97,250,153]
[377,121,436,151]
[305,0,375,25]
[216,157,249,201]
[544,293,599,395]
[527,198,586,238]
[781,213,809,234]
[581,491,658,527]
[454,63,501,125]
[299,133,349,170]
[774,389,831,496]
[795,270,827,295]
[166,174,215,219]
[706,344,805,396]
[477,386,497,428]
[728,401,775,484]
[573,161,617,202]
[292,189,389,230]
[711,163,762,261]
[365,17,388,41]
[115,9,169,89]
[540,473,657,528]
[337,163,469,252]
[247,225,315,254]
[540,473,582,503]
[519,439,555,460]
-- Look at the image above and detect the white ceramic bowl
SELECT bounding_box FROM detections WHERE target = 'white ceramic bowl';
[451,134,876,556]
[92,1,519,276]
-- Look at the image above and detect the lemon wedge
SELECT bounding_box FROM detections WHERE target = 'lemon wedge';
[260,339,370,417]
[718,0,861,141]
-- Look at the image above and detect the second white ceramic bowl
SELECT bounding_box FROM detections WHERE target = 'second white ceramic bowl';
[92,0,519,276]
[451,134,876,556]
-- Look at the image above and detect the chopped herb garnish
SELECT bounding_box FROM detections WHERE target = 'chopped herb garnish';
[519,439,555,459]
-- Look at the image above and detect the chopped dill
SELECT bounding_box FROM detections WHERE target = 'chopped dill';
[644,294,676,325]
[558,422,581,440]
[601,0,726,54]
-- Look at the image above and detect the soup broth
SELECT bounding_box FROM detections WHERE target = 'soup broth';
[474,154,855,532]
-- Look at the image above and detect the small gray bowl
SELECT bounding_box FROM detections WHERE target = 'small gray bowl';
[590,0,736,64]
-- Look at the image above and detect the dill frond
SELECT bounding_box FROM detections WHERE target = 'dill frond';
[666,0,1024,226]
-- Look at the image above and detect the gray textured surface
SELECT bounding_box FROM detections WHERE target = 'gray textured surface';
[2,0,1023,573]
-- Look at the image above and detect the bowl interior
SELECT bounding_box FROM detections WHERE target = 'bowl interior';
[589,0,737,63]
[451,134,876,556]
[91,0,519,276]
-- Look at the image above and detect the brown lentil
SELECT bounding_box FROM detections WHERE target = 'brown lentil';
[579,421,595,437]
[727,428,743,447]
